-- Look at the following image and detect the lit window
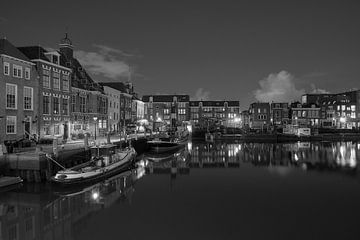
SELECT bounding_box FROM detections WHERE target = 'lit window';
[351,105,356,112]
[6,116,16,134]
[13,65,22,78]
[24,87,33,110]
[342,105,345,111]
[53,97,60,115]
[6,84,17,109]
[62,98,69,115]
[25,68,30,79]
[3,62,10,75]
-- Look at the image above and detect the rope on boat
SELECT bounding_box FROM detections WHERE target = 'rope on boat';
[45,154,67,170]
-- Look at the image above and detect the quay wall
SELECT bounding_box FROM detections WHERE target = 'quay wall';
[2,138,148,182]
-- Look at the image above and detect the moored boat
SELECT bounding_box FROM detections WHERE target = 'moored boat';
[147,136,188,154]
[51,145,136,185]
[0,176,23,192]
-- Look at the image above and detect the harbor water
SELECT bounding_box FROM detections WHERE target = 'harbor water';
[1,141,360,240]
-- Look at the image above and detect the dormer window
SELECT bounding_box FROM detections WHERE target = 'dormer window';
[53,55,59,65]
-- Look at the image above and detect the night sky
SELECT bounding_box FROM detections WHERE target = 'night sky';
[1,0,360,108]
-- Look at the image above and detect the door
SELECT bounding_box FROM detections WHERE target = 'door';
[63,122,69,140]
[24,118,31,139]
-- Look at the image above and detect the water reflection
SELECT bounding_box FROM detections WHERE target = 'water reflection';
[1,141,360,240]
[142,141,360,177]
[0,164,145,240]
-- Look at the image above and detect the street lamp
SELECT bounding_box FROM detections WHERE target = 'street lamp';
[93,117,98,140]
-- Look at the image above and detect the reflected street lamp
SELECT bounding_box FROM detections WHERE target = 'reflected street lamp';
[93,117,98,140]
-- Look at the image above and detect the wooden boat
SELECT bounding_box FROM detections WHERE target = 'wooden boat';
[0,176,23,192]
[51,145,136,185]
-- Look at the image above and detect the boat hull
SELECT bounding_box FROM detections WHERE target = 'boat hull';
[51,148,136,186]
[147,137,188,154]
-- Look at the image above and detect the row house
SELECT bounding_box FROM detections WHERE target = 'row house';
[102,85,121,132]
[290,102,321,127]
[240,110,250,129]
[189,101,240,128]
[0,39,39,143]
[19,46,72,140]
[132,97,145,122]
[302,91,360,129]
[248,102,270,130]
[270,102,290,127]
[58,34,108,139]
[142,95,190,130]
[100,82,136,130]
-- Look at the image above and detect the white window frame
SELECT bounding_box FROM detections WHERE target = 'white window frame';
[13,65,22,78]
[24,67,31,80]
[24,87,33,110]
[6,83,17,109]
[3,62,10,75]
[6,116,17,134]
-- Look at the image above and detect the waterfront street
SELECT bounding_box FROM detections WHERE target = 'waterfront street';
[1,140,360,240]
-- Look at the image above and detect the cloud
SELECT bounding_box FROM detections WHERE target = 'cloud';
[310,83,330,94]
[192,88,210,101]
[75,44,132,80]
[254,70,305,102]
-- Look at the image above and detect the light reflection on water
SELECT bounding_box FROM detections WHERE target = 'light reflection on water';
[0,141,360,240]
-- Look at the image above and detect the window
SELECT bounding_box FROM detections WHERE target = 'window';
[6,116,16,134]
[342,105,346,111]
[54,124,60,135]
[43,95,50,114]
[164,108,170,114]
[43,122,50,135]
[62,76,69,91]
[6,84,17,109]
[62,98,69,115]
[351,112,356,118]
[80,96,86,113]
[53,72,60,90]
[13,65,22,78]
[25,68,30,79]
[4,62,10,75]
[43,75,50,88]
[179,109,186,115]
[53,97,60,115]
[24,87,33,110]
[71,95,76,112]
[351,105,356,112]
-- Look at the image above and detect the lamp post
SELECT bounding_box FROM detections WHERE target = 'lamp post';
[93,117,98,140]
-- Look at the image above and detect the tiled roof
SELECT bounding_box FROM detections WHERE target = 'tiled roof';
[100,82,128,93]
[0,39,32,62]
[19,46,71,69]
